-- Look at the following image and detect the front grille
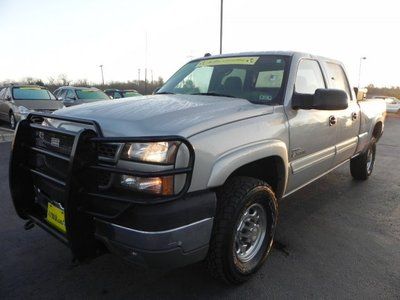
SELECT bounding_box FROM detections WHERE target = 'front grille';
[97,143,119,159]
[97,171,112,188]
[34,129,74,156]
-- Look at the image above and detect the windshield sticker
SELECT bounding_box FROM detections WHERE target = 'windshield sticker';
[19,87,42,90]
[197,57,259,67]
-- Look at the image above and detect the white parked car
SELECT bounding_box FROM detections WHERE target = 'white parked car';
[373,96,400,113]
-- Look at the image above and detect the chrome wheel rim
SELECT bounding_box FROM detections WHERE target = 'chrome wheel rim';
[10,115,15,129]
[234,203,267,263]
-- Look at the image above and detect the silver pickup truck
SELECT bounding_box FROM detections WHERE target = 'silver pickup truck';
[9,51,386,284]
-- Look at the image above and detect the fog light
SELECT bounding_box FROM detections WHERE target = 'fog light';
[120,175,174,195]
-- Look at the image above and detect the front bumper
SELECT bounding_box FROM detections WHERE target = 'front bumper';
[95,190,216,268]
[96,218,213,268]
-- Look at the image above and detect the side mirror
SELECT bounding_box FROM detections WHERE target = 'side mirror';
[5,95,11,101]
[293,89,348,110]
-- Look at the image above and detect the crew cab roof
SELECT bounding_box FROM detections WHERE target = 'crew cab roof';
[190,51,342,65]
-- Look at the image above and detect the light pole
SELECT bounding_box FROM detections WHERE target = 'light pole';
[358,57,366,88]
[99,65,104,85]
[219,0,223,54]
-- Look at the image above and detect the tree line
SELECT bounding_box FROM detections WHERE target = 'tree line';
[366,84,400,99]
[0,74,165,95]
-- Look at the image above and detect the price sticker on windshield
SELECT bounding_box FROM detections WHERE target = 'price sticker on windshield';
[197,56,259,67]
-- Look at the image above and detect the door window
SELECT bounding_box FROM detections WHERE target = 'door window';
[295,60,325,94]
[326,63,352,99]
[113,92,122,99]
[66,90,75,99]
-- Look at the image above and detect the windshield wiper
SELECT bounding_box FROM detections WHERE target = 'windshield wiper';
[190,92,237,98]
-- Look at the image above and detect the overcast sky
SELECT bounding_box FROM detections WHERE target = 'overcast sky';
[0,0,399,87]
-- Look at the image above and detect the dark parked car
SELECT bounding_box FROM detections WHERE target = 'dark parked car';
[53,86,110,107]
[0,85,63,129]
[104,89,142,99]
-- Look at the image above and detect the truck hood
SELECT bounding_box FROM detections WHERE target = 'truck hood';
[14,99,64,111]
[53,94,274,137]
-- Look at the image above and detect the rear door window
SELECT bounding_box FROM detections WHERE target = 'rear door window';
[325,62,352,99]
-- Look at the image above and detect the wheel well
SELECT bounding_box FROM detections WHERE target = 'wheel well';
[372,122,383,140]
[228,156,285,198]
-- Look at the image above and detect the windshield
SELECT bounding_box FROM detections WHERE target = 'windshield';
[76,89,109,100]
[12,87,55,100]
[122,91,141,97]
[158,55,289,104]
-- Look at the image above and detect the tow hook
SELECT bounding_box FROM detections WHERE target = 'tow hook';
[24,220,35,230]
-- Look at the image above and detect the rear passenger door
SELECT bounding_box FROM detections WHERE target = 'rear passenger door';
[285,59,338,192]
[324,62,360,165]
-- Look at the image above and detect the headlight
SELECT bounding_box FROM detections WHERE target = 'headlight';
[18,106,31,114]
[120,141,180,164]
[120,175,174,195]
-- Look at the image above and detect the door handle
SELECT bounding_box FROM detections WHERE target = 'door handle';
[329,115,336,126]
[351,112,357,120]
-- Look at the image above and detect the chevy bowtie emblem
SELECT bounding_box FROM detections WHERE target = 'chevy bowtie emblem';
[50,137,60,148]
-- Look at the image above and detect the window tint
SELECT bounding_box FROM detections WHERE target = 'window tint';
[76,89,109,100]
[295,60,325,94]
[12,87,52,100]
[326,63,351,99]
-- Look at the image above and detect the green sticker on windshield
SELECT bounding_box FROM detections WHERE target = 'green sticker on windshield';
[19,87,42,90]
[197,56,259,67]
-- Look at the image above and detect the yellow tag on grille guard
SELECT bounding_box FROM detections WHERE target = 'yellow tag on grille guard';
[46,202,66,233]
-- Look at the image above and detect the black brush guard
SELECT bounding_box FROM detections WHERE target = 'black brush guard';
[9,113,195,261]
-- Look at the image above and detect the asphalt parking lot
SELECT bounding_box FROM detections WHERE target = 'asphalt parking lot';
[0,117,399,299]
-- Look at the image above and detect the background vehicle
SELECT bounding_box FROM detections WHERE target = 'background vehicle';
[54,86,110,107]
[9,52,386,284]
[373,96,400,113]
[104,89,142,99]
[0,85,62,129]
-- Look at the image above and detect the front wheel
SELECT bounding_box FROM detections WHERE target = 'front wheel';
[207,177,278,284]
[350,141,376,180]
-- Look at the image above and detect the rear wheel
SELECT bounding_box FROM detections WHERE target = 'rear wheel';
[350,140,376,180]
[9,112,16,129]
[207,176,278,284]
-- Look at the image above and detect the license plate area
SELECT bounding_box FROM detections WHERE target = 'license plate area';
[46,202,66,234]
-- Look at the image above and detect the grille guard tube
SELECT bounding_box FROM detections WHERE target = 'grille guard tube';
[9,112,196,261]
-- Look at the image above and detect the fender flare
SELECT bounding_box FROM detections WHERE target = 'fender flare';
[207,139,289,197]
